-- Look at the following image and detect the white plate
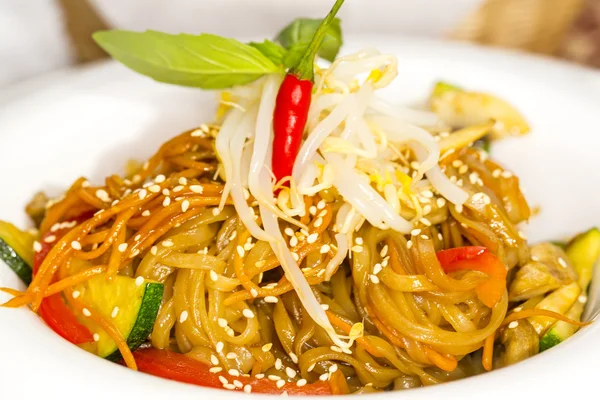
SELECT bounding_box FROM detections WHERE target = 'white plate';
[1,36,600,399]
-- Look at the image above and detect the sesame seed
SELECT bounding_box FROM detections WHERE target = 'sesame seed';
[250,288,258,297]
[162,240,173,247]
[285,367,297,378]
[508,321,519,329]
[177,177,187,186]
[423,205,432,215]
[162,197,171,207]
[173,185,184,193]
[290,352,299,363]
[558,258,568,268]
[458,165,469,174]
[307,364,315,372]
[452,160,463,168]
[33,241,42,252]
[226,352,238,359]
[189,185,203,194]
[236,245,245,258]
[381,258,389,267]
[455,204,463,213]
[95,189,110,202]
[118,243,128,253]
[419,218,431,227]
[218,318,228,328]
[406,240,413,249]
[378,246,389,258]
[411,229,421,236]
[438,233,443,241]
[71,241,82,250]
[421,190,434,199]
[81,180,90,188]
[150,246,158,255]
[297,379,307,387]
[154,175,165,183]
[309,206,317,215]
[469,172,479,185]
[329,364,338,373]
[138,189,147,200]
[307,233,318,244]
[148,185,161,193]
[216,341,224,352]
[142,210,151,217]
[44,235,56,243]
[319,373,329,381]
[492,169,502,178]
[436,198,446,208]
[218,376,228,385]
[82,308,91,317]
[314,217,323,228]
[181,200,190,212]
[373,264,382,275]
[513,307,523,312]
[72,291,80,299]
[265,296,278,303]
[501,170,513,178]
[209,367,222,373]
[321,304,330,310]
[244,385,252,393]
[370,275,380,284]
[289,236,298,247]
[135,276,144,286]
[420,234,429,240]
[284,228,294,237]
[233,380,243,389]
[210,270,218,282]
[210,354,219,365]
[179,311,188,323]
[579,294,588,303]
[111,307,119,318]
[212,208,221,216]
[320,244,330,254]
[223,383,236,391]
[276,380,286,389]
[162,189,170,196]
[268,375,280,381]
[243,309,255,319]
[93,333,100,342]
[275,358,283,370]
[291,252,299,261]
[317,200,326,209]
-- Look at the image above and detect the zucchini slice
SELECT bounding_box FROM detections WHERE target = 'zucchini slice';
[75,274,163,360]
[0,220,35,284]
[528,282,580,336]
[540,228,600,350]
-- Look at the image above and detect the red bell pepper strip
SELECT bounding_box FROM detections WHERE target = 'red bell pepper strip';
[133,348,332,395]
[34,217,94,344]
[271,0,345,184]
[436,247,507,308]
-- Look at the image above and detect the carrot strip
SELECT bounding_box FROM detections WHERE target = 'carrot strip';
[502,309,591,327]
[482,333,495,371]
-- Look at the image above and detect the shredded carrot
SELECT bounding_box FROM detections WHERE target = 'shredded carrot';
[424,347,458,372]
[329,369,350,395]
[502,309,591,327]
[0,287,25,297]
[482,333,495,371]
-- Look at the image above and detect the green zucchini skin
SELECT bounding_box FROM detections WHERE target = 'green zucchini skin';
[0,238,32,284]
[105,282,164,361]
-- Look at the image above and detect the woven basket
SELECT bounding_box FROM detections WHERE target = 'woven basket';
[58,0,587,64]
[452,0,585,54]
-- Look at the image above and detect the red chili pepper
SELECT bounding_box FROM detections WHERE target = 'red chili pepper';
[436,246,507,308]
[133,348,332,395]
[34,216,94,344]
[271,0,345,185]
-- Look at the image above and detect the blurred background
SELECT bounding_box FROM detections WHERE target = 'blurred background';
[1,0,599,88]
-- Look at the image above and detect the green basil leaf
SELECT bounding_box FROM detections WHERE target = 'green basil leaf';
[249,40,287,66]
[275,17,342,62]
[93,30,282,89]
[282,41,310,69]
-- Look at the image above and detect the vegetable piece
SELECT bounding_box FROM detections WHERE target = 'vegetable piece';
[509,243,577,301]
[528,282,581,335]
[34,218,94,344]
[436,247,507,307]
[271,0,345,183]
[437,122,493,153]
[75,274,163,360]
[38,293,94,344]
[249,40,287,66]
[25,191,48,228]
[429,81,530,139]
[0,240,32,285]
[500,319,539,366]
[565,228,600,289]
[540,228,600,350]
[133,348,332,395]
[275,17,343,62]
[92,31,282,89]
